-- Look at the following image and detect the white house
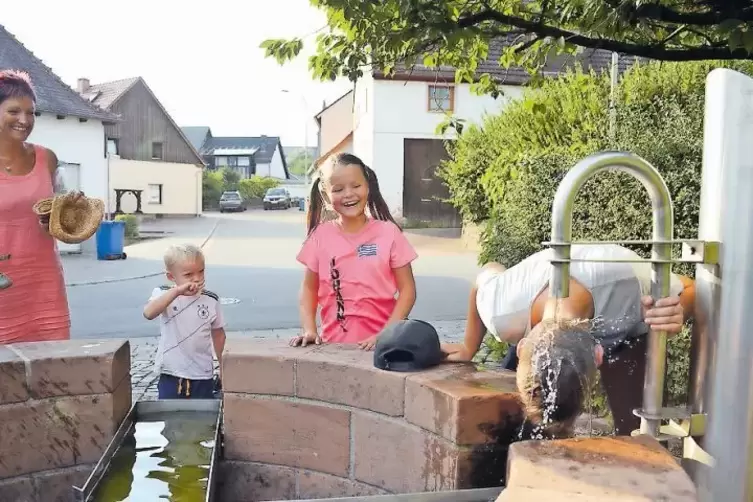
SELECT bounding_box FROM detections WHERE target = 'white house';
[0,24,120,254]
[351,41,637,227]
[79,77,205,217]
[182,127,291,181]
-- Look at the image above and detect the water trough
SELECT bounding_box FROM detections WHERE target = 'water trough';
[73,399,223,502]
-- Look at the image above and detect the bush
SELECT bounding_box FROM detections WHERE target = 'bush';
[114,214,139,238]
[441,60,753,412]
[238,176,281,200]
[203,170,224,209]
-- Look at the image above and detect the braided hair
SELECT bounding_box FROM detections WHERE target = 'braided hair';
[306,153,399,235]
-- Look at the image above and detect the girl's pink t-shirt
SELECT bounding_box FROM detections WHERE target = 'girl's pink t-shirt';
[296,219,418,343]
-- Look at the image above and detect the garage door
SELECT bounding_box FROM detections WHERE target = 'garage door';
[402,138,461,228]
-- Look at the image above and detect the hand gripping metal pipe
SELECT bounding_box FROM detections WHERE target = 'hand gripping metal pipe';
[548,151,674,438]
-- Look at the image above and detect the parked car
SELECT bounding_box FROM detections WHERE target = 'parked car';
[263,188,292,210]
[219,191,247,213]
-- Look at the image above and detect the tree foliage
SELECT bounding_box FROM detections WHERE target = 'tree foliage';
[262,0,753,96]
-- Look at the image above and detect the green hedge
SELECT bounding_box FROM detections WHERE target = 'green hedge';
[239,176,281,200]
[441,60,753,412]
[202,169,281,209]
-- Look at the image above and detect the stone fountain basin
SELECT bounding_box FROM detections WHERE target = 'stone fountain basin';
[0,339,698,502]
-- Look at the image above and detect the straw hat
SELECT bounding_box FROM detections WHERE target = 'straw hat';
[33,194,105,244]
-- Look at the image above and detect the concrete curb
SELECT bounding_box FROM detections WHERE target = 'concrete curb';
[65,217,221,287]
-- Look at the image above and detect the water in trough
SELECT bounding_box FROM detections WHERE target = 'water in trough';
[91,410,216,502]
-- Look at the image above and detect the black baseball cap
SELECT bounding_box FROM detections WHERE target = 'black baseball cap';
[373,319,443,372]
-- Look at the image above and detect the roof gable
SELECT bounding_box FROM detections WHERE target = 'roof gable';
[0,25,119,123]
[86,77,205,165]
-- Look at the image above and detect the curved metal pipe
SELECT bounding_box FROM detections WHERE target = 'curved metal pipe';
[549,151,674,437]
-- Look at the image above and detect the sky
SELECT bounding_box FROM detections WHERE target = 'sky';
[3,0,352,148]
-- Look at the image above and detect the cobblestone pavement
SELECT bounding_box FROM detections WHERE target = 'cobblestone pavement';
[128,320,466,401]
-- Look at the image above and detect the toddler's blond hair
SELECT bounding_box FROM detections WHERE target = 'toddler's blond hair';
[164,243,204,270]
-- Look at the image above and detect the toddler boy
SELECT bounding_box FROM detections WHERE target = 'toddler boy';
[143,244,226,399]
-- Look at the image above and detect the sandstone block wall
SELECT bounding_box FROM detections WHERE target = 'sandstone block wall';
[497,436,699,502]
[220,341,524,502]
[0,340,132,502]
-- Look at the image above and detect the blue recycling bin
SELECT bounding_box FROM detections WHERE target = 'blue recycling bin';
[299,198,306,212]
[96,220,126,260]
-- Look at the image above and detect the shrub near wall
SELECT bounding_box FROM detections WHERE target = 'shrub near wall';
[441,60,753,410]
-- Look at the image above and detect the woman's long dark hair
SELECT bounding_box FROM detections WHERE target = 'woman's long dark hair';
[306,153,399,235]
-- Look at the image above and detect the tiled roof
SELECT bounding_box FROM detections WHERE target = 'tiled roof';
[205,135,290,178]
[181,126,212,151]
[82,77,139,110]
[374,37,644,85]
[0,24,119,123]
[208,136,281,164]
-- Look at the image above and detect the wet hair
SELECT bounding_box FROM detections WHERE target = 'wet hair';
[0,70,36,106]
[306,153,399,235]
[516,319,598,439]
[164,243,204,270]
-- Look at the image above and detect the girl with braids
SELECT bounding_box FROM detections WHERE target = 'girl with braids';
[290,153,418,350]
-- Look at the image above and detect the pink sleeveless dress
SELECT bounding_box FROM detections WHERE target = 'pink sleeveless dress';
[0,144,71,343]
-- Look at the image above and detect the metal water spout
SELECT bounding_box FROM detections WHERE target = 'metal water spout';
[548,151,674,437]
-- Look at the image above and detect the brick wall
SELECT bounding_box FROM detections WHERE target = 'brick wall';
[0,340,132,502]
[220,341,524,501]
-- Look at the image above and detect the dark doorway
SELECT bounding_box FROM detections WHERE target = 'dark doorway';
[402,138,461,228]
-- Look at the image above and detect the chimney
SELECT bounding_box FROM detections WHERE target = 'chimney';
[77,78,90,94]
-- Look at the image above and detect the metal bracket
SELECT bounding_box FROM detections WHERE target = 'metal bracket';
[0,253,10,261]
[680,240,720,265]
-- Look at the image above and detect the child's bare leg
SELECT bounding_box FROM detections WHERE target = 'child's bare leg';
[442,263,505,361]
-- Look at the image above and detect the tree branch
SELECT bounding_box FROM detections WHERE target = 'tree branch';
[633,4,753,27]
[457,9,753,61]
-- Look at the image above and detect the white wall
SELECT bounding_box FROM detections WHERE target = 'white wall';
[28,114,107,253]
[270,147,287,179]
[256,146,288,179]
[319,91,354,154]
[370,80,523,216]
[109,157,202,216]
[352,73,375,168]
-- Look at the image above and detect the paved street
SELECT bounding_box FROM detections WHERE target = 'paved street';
[66,210,480,339]
[63,210,481,398]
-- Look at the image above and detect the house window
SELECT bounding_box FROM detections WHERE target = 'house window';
[147,184,163,205]
[106,138,119,156]
[427,85,454,113]
[151,142,163,160]
[215,156,228,167]
[237,156,250,167]
[227,156,238,167]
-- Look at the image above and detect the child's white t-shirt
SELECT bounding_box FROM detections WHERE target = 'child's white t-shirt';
[150,286,226,380]
[476,244,685,349]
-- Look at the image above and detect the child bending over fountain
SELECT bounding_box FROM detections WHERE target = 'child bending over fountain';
[441,244,695,436]
[290,153,418,351]
[143,244,226,399]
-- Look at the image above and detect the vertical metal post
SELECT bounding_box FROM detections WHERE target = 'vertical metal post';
[701,68,753,502]
[549,151,674,438]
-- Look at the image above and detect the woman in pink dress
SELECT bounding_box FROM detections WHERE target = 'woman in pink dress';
[0,70,80,343]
